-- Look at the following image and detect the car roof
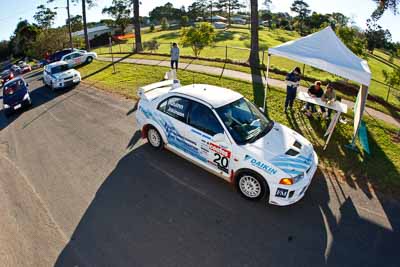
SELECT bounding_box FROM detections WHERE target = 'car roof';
[47,61,69,68]
[3,77,24,87]
[173,84,243,108]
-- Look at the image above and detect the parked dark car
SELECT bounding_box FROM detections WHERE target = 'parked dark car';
[48,49,75,63]
[2,77,32,117]
[1,70,15,87]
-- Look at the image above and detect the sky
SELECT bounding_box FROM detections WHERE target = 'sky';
[0,0,399,42]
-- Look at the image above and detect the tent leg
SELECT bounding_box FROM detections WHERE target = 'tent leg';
[263,54,270,112]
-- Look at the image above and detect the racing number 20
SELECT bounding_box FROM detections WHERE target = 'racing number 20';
[213,153,229,168]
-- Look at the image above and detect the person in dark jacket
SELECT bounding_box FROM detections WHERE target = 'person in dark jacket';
[284,67,301,112]
[304,81,325,116]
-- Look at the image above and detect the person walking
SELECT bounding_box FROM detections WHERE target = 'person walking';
[284,67,301,112]
[170,43,180,71]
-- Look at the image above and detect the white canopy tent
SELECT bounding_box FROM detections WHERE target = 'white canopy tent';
[265,26,372,147]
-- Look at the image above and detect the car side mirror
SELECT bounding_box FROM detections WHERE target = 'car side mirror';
[212,133,227,144]
[259,107,264,113]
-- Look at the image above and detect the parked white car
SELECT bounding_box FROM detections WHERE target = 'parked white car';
[43,61,81,90]
[136,80,318,206]
[61,50,97,68]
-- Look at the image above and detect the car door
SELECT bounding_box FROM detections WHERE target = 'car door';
[186,100,233,179]
[63,54,74,67]
[156,96,196,157]
[72,52,84,66]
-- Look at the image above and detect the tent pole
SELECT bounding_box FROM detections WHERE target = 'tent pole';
[263,54,270,112]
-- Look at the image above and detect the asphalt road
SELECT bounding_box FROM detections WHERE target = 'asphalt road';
[0,71,399,267]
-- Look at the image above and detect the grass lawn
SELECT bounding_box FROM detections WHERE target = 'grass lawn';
[92,27,400,111]
[77,60,400,196]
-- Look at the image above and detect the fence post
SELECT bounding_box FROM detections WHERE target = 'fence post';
[109,37,116,74]
[119,43,121,53]
[386,85,391,102]
[225,45,228,63]
[262,49,265,66]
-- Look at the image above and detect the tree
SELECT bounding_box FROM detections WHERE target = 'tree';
[249,0,264,108]
[102,0,132,34]
[249,0,260,67]
[67,15,83,32]
[187,0,208,20]
[133,0,143,52]
[382,68,400,100]
[181,15,189,27]
[290,0,311,35]
[72,0,96,50]
[31,28,69,58]
[34,4,57,29]
[181,22,215,57]
[336,26,365,56]
[371,0,400,19]
[264,0,272,10]
[216,0,245,25]
[149,2,184,22]
[9,20,40,56]
[330,12,349,28]
[0,41,11,60]
[161,17,169,30]
[365,18,392,53]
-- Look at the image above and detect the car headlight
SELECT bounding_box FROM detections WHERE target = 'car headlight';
[4,104,10,109]
[73,74,78,77]
[293,173,304,183]
[23,93,29,100]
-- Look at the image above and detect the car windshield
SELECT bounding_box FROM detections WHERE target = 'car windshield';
[1,71,10,78]
[216,98,274,145]
[51,64,69,74]
[4,79,24,96]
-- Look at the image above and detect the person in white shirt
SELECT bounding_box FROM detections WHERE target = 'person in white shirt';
[170,43,180,71]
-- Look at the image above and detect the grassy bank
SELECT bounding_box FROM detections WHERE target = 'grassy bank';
[92,27,400,112]
[77,60,400,196]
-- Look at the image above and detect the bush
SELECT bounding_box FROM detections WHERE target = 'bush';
[149,24,155,32]
[161,17,169,31]
[143,39,160,53]
[181,16,189,27]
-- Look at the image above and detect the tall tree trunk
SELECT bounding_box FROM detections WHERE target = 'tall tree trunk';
[133,0,142,52]
[82,0,90,50]
[249,0,260,67]
[228,0,231,26]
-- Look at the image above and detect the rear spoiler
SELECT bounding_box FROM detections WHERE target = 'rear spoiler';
[137,79,181,100]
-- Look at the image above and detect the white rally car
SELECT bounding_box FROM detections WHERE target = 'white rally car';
[136,80,318,206]
[61,50,97,68]
[43,61,81,90]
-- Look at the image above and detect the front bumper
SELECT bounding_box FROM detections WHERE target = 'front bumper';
[53,77,81,89]
[268,151,318,206]
[4,98,31,112]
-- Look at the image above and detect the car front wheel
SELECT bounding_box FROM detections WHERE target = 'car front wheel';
[237,172,266,201]
[147,126,163,150]
[86,57,93,64]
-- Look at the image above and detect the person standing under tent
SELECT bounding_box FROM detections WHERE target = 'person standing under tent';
[284,67,301,112]
[170,43,180,71]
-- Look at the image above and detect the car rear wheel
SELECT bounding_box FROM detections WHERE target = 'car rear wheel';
[147,126,163,150]
[86,57,93,64]
[237,172,266,201]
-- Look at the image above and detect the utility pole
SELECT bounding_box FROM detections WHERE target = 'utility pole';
[67,0,73,49]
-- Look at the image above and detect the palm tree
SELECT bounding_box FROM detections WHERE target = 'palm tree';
[82,0,89,50]
[249,0,260,67]
[133,0,142,52]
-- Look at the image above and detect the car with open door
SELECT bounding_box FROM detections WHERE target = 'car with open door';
[136,80,318,206]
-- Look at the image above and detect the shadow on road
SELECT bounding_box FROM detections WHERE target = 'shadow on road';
[54,132,400,267]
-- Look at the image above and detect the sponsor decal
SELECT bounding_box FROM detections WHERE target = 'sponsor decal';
[209,143,231,158]
[190,129,212,140]
[275,188,288,198]
[245,155,277,175]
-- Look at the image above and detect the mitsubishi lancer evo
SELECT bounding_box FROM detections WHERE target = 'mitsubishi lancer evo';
[135,80,318,206]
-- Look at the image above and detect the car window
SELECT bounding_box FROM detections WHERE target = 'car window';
[158,96,191,122]
[64,55,71,60]
[51,64,69,74]
[3,79,24,96]
[71,53,82,59]
[188,102,224,136]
